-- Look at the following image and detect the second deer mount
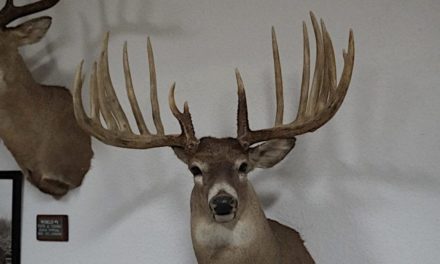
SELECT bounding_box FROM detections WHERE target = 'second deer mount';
[0,0,93,197]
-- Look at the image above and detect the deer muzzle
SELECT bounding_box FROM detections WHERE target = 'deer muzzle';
[209,194,238,223]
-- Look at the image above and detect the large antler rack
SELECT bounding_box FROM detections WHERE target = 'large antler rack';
[0,0,60,27]
[236,12,355,148]
[73,33,199,151]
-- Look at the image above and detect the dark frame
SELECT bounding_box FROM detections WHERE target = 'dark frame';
[0,171,23,264]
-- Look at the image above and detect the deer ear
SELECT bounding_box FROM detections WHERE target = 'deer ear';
[9,16,52,46]
[249,139,296,168]
[172,147,190,164]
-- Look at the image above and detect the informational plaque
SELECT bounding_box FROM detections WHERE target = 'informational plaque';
[36,215,69,242]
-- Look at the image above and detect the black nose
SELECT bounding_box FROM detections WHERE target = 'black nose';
[210,195,237,215]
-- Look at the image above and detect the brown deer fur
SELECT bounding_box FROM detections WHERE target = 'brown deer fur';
[0,4,93,197]
[175,137,315,264]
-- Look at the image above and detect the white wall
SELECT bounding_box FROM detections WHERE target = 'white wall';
[1,0,440,263]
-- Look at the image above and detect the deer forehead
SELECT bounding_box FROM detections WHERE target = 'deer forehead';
[193,160,244,174]
[190,137,248,164]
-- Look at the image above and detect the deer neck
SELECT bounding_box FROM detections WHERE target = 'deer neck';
[190,182,281,264]
[0,51,41,145]
[0,51,37,95]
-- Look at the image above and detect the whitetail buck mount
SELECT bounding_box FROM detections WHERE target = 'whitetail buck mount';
[0,0,93,197]
[73,12,354,264]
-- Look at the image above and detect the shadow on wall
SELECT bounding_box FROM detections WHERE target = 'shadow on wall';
[27,0,184,92]
[253,127,440,264]
[24,37,66,83]
[78,0,184,75]
[86,151,188,238]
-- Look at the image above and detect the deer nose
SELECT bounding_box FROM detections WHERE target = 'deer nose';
[209,195,237,215]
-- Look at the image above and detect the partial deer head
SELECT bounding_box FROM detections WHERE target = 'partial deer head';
[0,0,93,197]
[73,12,354,263]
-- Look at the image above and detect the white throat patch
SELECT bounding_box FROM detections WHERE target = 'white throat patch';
[193,217,256,248]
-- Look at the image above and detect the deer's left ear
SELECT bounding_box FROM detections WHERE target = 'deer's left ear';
[249,139,296,168]
[9,16,52,46]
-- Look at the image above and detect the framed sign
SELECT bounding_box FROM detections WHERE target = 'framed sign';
[36,215,68,242]
[0,171,23,264]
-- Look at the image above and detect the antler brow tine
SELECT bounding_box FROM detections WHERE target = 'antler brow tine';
[168,83,181,117]
[168,84,198,149]
[235,68,250,144]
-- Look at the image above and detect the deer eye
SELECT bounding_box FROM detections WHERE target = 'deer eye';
[190,166,202,176]
[238,162,248,173]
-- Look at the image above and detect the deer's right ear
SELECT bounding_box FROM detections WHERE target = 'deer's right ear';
[9,16,52,46]
[172,147,190,164]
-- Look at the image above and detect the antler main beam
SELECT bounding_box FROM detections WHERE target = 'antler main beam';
[0,0,60,27]
[73,34,198,150]
[237,12,355,147]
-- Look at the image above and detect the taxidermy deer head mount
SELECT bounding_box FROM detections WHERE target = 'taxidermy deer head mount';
[73,12,354,264]
[0,0,93,197]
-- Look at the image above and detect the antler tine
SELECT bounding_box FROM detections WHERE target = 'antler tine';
[90,60,118,130]
[96,49,118,130]
[335,29,354,106]
[147,37,165,135]
[317,20,329,110]
[272,27,284,126]
[0,0,60,27]
[120,37,166,136]
[168,84,198,150]
[236,69,250,147]
[89,62,100,120]
[296,21,311,121]
[306,12,324,117]
[321,20,337,106]
[73,34,190,149]
[100,33,133,132]
[73,61,115,143]
[123,41,150,135]
[73,61,87,125]
[237,12,354,146]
